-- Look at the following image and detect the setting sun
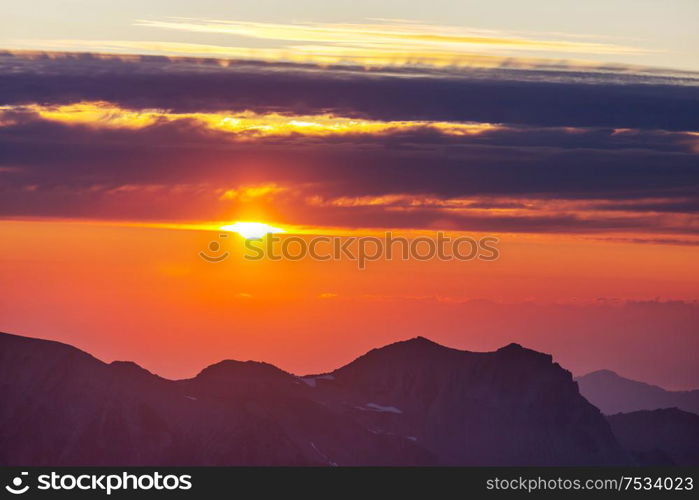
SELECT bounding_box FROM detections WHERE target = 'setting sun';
[220,221,286,239]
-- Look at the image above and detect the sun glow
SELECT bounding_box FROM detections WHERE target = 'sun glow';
[220,221,286,239]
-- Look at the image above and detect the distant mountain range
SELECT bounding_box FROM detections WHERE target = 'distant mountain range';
[577,370,699,415]
[0,332,696,466]
[608,409,699,466]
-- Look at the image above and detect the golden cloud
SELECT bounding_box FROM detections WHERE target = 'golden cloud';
[1,101,500,138]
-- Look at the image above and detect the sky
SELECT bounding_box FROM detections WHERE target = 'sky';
[0,1,698,388]
[1,0,699,71]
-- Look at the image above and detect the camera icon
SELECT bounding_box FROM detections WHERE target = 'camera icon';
[5,472,29,495]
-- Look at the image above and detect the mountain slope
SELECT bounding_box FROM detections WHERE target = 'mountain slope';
[577,370,699,415]
[0,332,429,466]
[607,409,699,466]
[306,337,629,465]
[1,332,630,466]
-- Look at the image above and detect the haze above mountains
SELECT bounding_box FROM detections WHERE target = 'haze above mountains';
[1,332,697,466]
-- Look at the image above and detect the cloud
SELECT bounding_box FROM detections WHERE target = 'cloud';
[133,17,654,56]
[0,52,696,236]
[1,101,499,138]
[1,51,698,131]
[5,17,658,74]
[0,110,697,235]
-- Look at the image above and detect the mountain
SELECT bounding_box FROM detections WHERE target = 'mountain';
[307,338,628,465]
[576,370,699,415]
[0,332,630,466]
[0,333,428,466]
[607,409,699,466]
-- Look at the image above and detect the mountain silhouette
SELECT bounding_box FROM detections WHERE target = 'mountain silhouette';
[0,332,631,466]
[576,370,699,415]
[607,409,699,465]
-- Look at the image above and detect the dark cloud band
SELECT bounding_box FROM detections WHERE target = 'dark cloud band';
[0,52,697,235]
[1,52,699,131]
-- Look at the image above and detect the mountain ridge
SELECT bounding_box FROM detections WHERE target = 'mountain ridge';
[607,408,699,466]
[0,331,630,466]
[576,369,699,415]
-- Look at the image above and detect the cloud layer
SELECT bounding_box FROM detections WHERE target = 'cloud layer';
[0,52,697,239]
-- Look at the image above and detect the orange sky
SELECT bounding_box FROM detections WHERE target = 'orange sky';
[1,47,698,390]
[1,219,697,388]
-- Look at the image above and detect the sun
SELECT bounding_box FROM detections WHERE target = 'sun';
[220,221,286,239]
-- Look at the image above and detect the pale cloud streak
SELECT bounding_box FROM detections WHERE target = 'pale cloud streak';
[3,39,657,73]
[5,17,657,72]
[134,18,653,56]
